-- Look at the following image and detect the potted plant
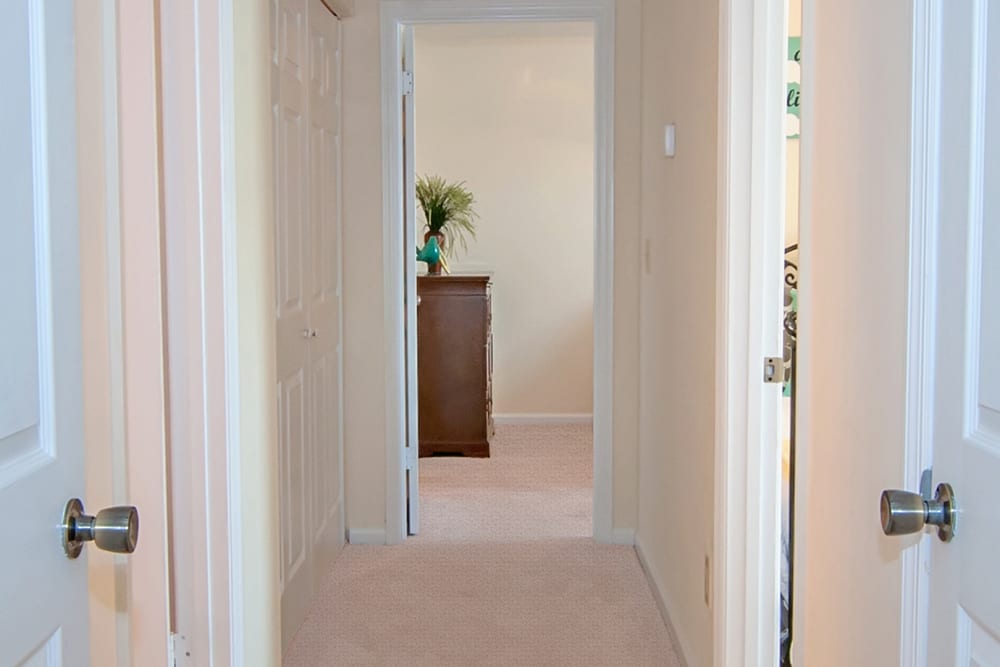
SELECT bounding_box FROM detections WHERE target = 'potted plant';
[415,174,478,275]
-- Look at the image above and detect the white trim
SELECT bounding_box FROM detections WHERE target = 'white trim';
[218,2,246,663]
[159,0,242,661]
[898,4,942,666]
[379,0,616,545]
[116,1,173,663]
[153,0,300,662]
[714,0,786,664]
[635,536,690,667]
[492,413,594,425]
[611,528,635,546]
[348,529,389,546]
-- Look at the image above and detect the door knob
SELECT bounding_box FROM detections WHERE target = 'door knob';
[880,482,956,542]
[62,498,139,559]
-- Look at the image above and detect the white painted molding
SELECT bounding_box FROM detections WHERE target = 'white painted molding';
[635,536,690,667]
[380,0,616,546]
[611,528,635,546]
[492,413,594,425]
[348,529,389,546]
[898,3,942,666]
[714,0,786,664]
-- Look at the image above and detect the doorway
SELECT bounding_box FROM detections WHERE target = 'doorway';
[406,21,597,540]
[379,0,617,545]
[780,5,801,662]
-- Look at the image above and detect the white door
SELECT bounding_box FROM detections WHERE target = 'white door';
[925,2,1000,663]
[1,1,92,663]
[275,0,346,647]
[799,0,1000,664]
[305,0,345,598]
[274,0,314,647]
[402,25,421,535]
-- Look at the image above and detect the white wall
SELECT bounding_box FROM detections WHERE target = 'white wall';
[339,0,641,536]
[413,22,595,416]
[634,1,719,665]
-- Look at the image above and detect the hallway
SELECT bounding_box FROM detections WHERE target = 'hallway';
[282,425,681,665]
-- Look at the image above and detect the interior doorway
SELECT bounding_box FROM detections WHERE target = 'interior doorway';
[379,1,617,545]
[780,6,802,661]
[404,21,597,540]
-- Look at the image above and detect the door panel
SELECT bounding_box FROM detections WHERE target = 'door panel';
[275,0,314,647]
[0,0,89,663]
[275,0,344,649]
[307,2,344,587]
[798,2,915,664]
[927,0,1000,663]
[402,25,420,535]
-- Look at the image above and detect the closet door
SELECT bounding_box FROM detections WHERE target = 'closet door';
[273,0,313,649]
[306,0,344,591]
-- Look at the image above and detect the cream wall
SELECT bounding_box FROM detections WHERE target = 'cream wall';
[413,22,595,416]
[634,0,719,665]
[340,0,642,534]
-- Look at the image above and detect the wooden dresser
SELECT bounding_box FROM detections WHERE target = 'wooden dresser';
[417,275,493,457]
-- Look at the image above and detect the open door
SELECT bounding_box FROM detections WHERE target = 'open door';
[0,4,93,662]
[920,3,1000,663]
[402,25,420,535]
[0,2,162,663]
[799,0,1000,663]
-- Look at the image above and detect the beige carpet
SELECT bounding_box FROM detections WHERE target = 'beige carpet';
[283,424,681,666]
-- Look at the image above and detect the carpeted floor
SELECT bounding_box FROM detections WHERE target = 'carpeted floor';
[282,424,681,666]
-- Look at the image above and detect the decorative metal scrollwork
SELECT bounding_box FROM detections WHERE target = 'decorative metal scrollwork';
[783,244,799,391]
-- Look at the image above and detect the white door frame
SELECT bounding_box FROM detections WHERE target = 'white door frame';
[379,0,616,545]
[156,0,280,664]
[113,1,174,664]
[714,0,788,664]
[890,6,938,664]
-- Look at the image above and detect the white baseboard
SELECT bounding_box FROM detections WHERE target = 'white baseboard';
[611,527,636,545]
[634,535,691,667]
[347,528,387,545]
[492,413,593,425]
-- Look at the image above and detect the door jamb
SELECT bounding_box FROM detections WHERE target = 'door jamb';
[156,0,279,664]
[379,0,617,545]
[894,2,940,665]
[714,0,787,664]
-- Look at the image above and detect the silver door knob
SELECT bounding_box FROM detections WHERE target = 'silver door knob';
[880,482,957,543]
[62,498,139,559]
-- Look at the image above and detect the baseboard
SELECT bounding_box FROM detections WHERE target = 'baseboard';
[347,528,386,545]
[634,535,691,667]
[492,413,593,425]
[611,527,636,545]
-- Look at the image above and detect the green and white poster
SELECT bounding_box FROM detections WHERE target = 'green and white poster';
[787,36,801,139]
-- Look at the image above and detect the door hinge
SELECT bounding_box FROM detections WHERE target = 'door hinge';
[763,356,784,384]
[406,443,417,470]
[169,633,192,667]
[400,70,414,96]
